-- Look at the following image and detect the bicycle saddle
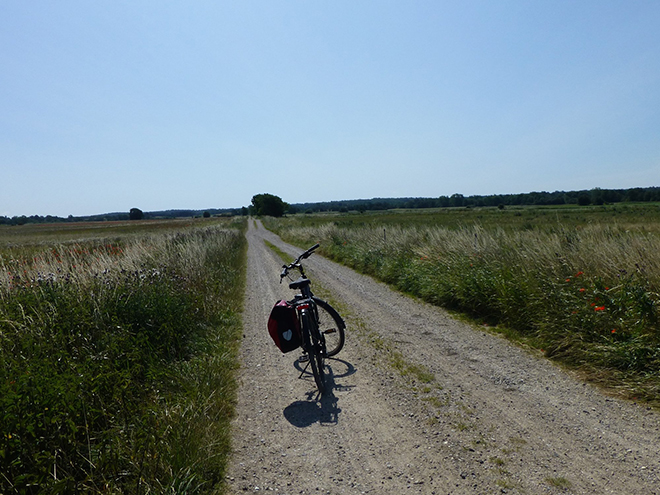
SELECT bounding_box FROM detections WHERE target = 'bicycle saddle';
[289,277,311,290]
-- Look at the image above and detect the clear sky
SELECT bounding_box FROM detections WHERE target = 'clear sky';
[2,1,659,217]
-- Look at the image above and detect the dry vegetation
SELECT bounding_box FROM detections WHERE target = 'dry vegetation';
[0,217,246,493]
[264,204,660,405]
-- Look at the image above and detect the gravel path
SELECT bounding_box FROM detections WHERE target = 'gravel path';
[226,220,660,494]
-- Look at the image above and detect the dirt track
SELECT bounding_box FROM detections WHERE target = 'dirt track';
[226,220,660,494]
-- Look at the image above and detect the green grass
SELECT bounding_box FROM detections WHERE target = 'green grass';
[0,218,246,493]
[263,205,660,406]
[545,476,572,488]
[268,202,660,234]
[264,239,294,264]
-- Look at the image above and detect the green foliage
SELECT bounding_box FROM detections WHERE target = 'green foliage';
[250,193,287,217]
[264,206,660,404]
[282,186,660,214]
[578,194,591,206]
[129,207,144,220]
[0,221,247,493]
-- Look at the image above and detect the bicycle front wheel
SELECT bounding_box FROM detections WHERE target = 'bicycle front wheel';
[302,309,325,393]
[314,297,345,357]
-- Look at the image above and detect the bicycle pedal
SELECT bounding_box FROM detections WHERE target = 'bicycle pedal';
[298,354,309,362]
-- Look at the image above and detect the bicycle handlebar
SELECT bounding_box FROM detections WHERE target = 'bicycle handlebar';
[280,243,320,280]
[299,243,320,260]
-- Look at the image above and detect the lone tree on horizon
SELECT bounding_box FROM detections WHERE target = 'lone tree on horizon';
[129,208,144,220]
[250,194,287,217]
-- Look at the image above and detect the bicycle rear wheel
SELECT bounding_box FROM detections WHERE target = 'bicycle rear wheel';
[302,309,325,393]
[314,297,345,357]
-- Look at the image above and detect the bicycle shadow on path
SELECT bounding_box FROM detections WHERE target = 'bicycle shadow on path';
[284,358,356,428]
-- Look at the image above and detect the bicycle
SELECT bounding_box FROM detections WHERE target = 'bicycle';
[278,243,346,393]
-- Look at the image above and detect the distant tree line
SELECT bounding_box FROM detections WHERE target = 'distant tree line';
[0,207,245,226]
[287,187,660,214]
[2,187,659,226]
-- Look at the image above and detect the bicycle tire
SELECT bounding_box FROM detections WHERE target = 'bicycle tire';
[302,309,325,393]
[313,297,345,357]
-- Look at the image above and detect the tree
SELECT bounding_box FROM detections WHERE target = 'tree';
[450,193,465,207]
[203,211,211,218]
[129,208,144,220]
[250,194,287,217]
[591,188,605,206]
[577,194,591,206]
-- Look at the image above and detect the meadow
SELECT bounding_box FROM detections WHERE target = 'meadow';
[0,217,246,493]
[263,204,660,405]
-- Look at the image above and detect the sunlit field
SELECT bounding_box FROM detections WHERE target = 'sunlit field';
[264,204,660,405]
[0,217,206,247]
[0,217,246,493]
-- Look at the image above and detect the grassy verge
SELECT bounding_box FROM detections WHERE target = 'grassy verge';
[0,218,246,493]
[264,240,293,264]
[263,207,660,406]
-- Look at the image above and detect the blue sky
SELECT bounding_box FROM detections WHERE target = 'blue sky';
[2,1,659,217]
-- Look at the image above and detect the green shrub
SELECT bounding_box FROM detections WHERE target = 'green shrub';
[0,223,246,493]
[265,211,660,403]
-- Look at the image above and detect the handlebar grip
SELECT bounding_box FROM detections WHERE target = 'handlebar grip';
[280,266,288,278]
[302,243,320,259]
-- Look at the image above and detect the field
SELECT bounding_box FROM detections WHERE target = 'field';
[0,217,246,493]
[263,203,660,405]
[4,203,659,491]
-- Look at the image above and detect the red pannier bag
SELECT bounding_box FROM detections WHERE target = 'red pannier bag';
[267,300,302,353]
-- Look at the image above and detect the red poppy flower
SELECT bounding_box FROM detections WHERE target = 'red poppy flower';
[575,271,584,277]
[594,306,605,311]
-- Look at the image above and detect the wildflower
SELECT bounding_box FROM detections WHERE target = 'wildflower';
[594,306,605,311]
[575,271,584,277]
[579,288,585,292]
[611,329,616,334]
[566,278,571,282]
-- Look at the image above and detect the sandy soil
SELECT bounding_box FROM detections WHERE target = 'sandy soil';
[225,220,660,494]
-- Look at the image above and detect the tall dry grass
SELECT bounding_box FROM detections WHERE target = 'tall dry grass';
[0,221,246,493]
[268,215,660,403]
